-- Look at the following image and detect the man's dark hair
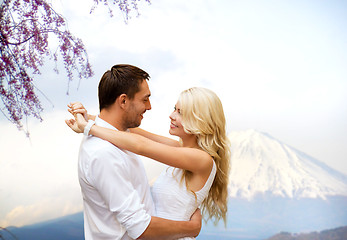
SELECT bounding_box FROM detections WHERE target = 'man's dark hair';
[98,64,150,111]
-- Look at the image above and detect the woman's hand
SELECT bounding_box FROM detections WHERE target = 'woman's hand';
[68,102,88,120]
[66,102,90,134]
[65,113,88,134]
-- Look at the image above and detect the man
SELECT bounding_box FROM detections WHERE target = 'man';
[66,64,201,239]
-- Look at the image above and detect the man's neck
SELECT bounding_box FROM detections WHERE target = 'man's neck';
[99,110,127,131]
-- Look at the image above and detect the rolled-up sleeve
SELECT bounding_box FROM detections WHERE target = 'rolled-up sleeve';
[90,146,151,239]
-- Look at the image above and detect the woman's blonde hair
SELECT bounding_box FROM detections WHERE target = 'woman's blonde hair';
[178,87,231,225]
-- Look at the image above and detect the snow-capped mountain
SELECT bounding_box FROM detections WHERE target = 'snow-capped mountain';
[228,129,347,199]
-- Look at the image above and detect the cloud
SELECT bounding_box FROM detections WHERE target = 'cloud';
[0,196,82,227]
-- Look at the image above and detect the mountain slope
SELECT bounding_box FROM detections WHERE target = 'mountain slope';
[0,212,84,240]
[228,129,347,199]
[266,225,347,240]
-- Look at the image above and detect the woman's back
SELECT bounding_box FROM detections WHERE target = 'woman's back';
[151,161,216,239]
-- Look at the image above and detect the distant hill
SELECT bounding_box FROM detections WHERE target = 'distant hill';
[0,212,84,240]
[266,225,347,240]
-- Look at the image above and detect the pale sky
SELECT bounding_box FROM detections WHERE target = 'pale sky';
[0,0,346,227]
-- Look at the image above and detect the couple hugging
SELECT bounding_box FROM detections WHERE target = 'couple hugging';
[65,64,230,240]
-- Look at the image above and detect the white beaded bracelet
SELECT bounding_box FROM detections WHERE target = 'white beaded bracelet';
[84,120,95,136]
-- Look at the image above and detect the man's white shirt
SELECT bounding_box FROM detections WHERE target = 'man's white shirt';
[78,116,155,239]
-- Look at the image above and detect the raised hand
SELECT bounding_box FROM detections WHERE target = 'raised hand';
[68,102,88,120]
[65,117,83,133]
[66,102,89,134]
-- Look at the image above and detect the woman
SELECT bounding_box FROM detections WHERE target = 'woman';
[67,87,230,235]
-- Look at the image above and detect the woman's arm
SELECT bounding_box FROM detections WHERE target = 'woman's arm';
[130,128,180,147]
[89,124,211,173]
[66,105,212,173]
[87,114,96,121]
[68,102,174,146]
[66,113,210,172]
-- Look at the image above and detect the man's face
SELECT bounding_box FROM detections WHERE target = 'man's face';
[124,80,151,129]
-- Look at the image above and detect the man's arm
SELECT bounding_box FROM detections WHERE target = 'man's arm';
[138,209,202,240]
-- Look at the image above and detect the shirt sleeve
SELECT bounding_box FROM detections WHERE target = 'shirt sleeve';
[90,145,151,239]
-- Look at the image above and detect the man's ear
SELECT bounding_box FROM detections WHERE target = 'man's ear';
[118,94,127,109]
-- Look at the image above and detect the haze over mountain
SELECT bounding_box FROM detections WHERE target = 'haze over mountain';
[228,129,347,200]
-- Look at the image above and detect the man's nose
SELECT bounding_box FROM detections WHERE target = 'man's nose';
[146,99,152,110]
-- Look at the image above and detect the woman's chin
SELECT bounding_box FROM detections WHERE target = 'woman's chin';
[169,129,175,136]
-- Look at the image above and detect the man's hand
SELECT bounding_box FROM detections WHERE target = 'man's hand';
[190,208,202,237]
[137,211,203,240]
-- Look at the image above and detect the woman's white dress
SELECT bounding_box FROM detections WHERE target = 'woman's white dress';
[151,160,216,240]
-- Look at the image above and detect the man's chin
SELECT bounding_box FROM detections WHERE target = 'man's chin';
[129,121,141,129]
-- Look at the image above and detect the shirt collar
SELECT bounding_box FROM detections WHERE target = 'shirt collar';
[95,115,118,131]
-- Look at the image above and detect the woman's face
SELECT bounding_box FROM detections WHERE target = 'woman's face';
[169,101,186,137]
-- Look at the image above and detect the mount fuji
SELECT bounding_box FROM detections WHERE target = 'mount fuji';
[199,129,347,240]
[228,129,347,200]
